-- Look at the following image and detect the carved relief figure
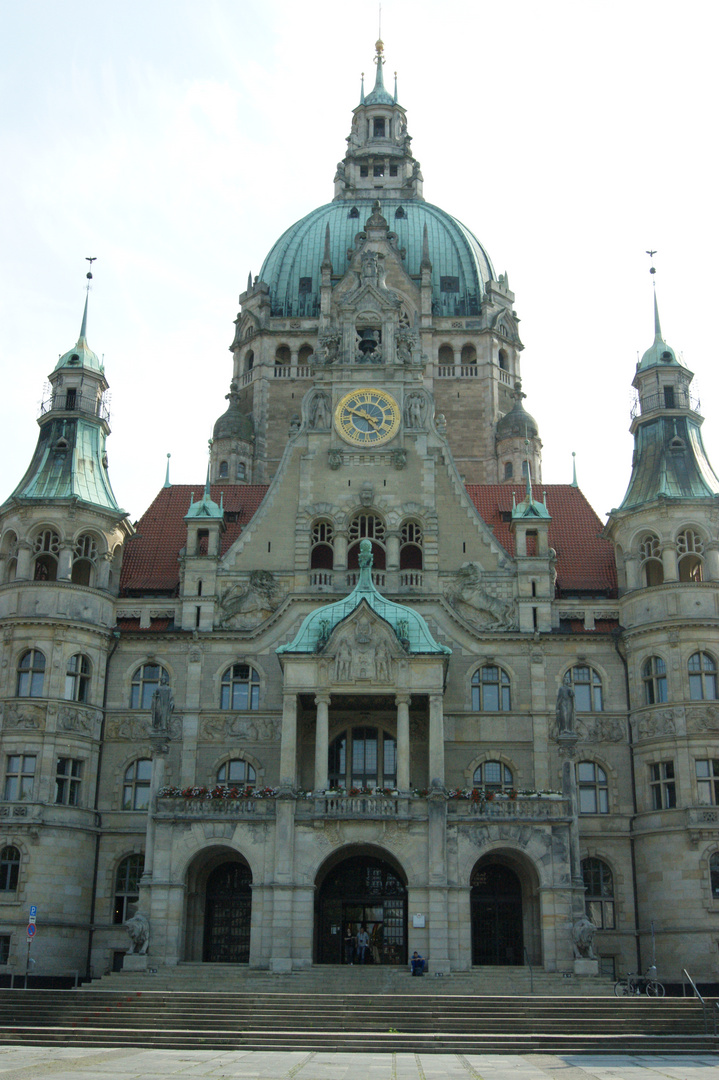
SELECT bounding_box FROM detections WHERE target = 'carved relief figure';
[219,571,283,629]
[374,639,392,682]
[446,563,517,631]
[335,638,353,681]
[317,330,340,365]
[310,392,331,430]
[404,393,426,429]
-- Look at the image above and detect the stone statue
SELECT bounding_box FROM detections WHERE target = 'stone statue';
[446,563,517,631]
[151,672,174,732]
[328,449,343,471]
[396,332,413,366]
[556,684,575,734]
[572,915,597,959]
[404,393,426,430]
[219,571,282,629]
[124,912,150,955]
[374,639,392,682]
[310,392,331,430]
[335,639,353,681]
[318,330,340,365]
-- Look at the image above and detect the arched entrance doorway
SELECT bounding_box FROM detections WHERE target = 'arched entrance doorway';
[316,851,407,965]
[471,861,523,965]
[203,861,252,962]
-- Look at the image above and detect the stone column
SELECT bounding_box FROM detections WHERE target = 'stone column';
[706,541,719,582]
[428,692,445,789]
[624,554,640,591]
[314,692,330,791]
[279,692,298,789]
[15,541,32,581]
[333,531,348,572]
[57,542,74,581]
[97,552,112,591]
[385,531,400,571]
[141,737,169,883]
[661,542,678,583]
[395,693,411,791]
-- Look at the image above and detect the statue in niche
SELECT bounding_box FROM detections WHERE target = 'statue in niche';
[310,392,331,430]
[556,684,575,734]
[151,672,174,732]
[404,393,426,429]
[335,639,353,681]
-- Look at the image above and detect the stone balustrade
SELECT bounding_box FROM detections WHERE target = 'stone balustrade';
[156,796,276,818]
[446,795,570,820]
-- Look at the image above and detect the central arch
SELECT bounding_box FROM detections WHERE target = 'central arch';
[470,857,529,966]
[315,847,407,965]
[183,846,252,964]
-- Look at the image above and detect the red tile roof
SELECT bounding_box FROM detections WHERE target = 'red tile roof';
[120,482,616,597]
[465,484,616,596]
[120,485,269,594]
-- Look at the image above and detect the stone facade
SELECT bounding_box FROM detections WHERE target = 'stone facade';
[1,43,718,986]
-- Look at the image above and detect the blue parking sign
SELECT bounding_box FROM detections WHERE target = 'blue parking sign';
[29,905,37,917]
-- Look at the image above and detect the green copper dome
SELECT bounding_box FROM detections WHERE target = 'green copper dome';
[259,199,494,319]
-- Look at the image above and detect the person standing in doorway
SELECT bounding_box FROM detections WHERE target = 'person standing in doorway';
[356,924,370,964]
[343,924,355,965]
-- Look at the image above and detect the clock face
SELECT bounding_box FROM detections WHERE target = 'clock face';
[334,388,401,446]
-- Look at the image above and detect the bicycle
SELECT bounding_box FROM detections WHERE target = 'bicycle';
[614,966,665,997]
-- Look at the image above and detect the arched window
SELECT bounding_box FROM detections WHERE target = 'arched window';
[245,350,254,372]
[689,652,718,700]
[710,853,719,899]
[220,664,260,710]
[275,345,291,365]
[298,344,314,365]
[473,760,513,792]
[113,853,144,923]
[310,519,334,569]
[328,728,397,789]
[438,344,454,366]
[348,513,386,569]
[0,846,20,891]
[504,461,513,480]
[65,653,91,703]
[639,533,663,587]
[564,666,603,711]
[461,343,477,365]
[349,206,359,219]
[16,649,45,697]
[582,857,615,928]
[72,533,98,586]
[642,656,667,705]
[471,666,511,711]
[217,759,257,788]
[130,663,168,709]
[677,529,704,582]
[218,460,229,478]
[577,762,609,813]
[122,760,152,810]
[32,529,59,581]
[498,348,508,371]
[399,520,423,570]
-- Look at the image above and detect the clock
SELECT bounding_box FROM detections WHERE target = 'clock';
[334,387,401,446]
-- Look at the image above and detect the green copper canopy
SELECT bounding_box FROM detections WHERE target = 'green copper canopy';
[278,540,451,655]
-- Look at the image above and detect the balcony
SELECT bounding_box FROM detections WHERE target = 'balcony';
[39,391,110,422]
[446,794,570,820]
[156,796,276,819]
[630,389,700,419]
[436,364,480,378]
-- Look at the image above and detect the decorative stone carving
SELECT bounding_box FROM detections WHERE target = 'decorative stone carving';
[556,685,575,734]
[219,571,284,630]
[330,618,398,685]
[309,392,331,430]
[686,704,719,732]
[328,449,343,470]
[631,710,676,741]
[445,564,517,631]
[317,329,340,365]
[572,915,597,959]
[392,449,407,470]
[107,716,151,741]
[2,703,44,730]
[404,392,427,430]
[200,715,279,742]
[151,673,174,733]
[575,716,625,743]
[58,706,96,736]
[396,328,417,366]
[124,912,150,954]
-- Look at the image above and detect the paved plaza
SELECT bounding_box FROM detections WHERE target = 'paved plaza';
[0,1048,716,1080]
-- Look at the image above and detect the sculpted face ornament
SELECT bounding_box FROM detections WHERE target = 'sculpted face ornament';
[334,387,401,446]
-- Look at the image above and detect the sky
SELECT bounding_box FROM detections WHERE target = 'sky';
[1,0,718,525]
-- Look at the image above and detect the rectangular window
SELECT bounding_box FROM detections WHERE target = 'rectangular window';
[586,898,615,929]
[373,118,385,137]
[440,276,460,293]
[650,761,676,809]
[389,164,398,177]
[373,164,385,177]
[663,386,675,408]
[55,758,83,806]
[298,277,313,295]
[696,759,719,805]
[4,755,36,801]
[360,165,369,177]
[0,935,10,964]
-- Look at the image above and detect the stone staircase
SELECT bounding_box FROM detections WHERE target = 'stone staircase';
[90,962,613,996]
[0,986,717,1053]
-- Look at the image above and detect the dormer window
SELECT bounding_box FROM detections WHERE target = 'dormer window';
[395,206,405,218]
[373,118,386,137]
[349,206,359,218]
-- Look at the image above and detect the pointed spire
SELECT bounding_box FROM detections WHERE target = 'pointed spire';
[247,271,252,292]
[164,453,172,489]
[571,451,578,488]
[394,70,398,102]
[360,71,365,104]
[373,39,385,92]
[421,223,432,271]
[79,291,89,343]
[653,288,663,343]
[322,223,332,270]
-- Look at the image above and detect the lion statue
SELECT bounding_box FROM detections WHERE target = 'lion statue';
[124,911,150,955]
[572,915,597,959]
[446,563,517,631]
